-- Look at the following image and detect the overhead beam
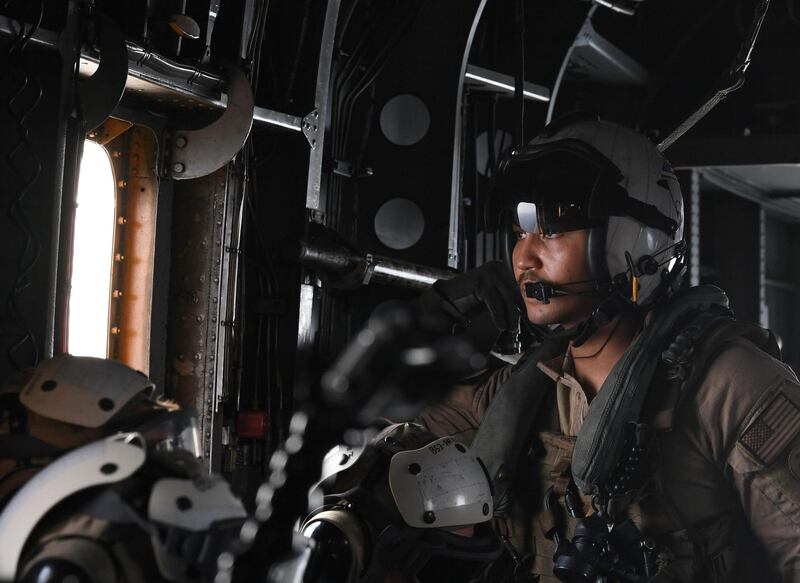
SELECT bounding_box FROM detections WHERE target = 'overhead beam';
[0,15,301,132]
[699,167,800,222]
[464,64,550,102]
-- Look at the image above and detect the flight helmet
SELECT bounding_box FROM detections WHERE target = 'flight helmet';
[491,116,686,342]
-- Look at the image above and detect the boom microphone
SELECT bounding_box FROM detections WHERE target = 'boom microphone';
[524,281,569,304]
[524,279,603,304]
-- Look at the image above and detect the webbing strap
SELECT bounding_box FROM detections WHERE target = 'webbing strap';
[470,338,567,516]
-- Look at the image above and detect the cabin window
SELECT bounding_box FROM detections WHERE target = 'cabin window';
[68,140,116,357]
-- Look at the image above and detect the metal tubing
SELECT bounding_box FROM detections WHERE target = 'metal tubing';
[297,241,454,290]
[124,41,223,89]
[253,106,302,131]
[464,65,550,102]
[449,0,490,268]
[296,241,358,272]
[512,0,525,147]
[47,1,83,359]
[369,261,448,289]
[0,16,301,133]
[305,0,342,214]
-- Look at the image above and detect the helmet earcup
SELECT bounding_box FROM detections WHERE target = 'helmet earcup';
[587,222,609,286]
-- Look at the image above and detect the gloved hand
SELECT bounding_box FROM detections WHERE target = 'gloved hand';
[415,260,522,333]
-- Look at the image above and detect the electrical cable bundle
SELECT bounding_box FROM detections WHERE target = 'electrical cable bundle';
[1,0,45,370]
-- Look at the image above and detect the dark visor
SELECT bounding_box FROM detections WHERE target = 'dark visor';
[493,139,677,237]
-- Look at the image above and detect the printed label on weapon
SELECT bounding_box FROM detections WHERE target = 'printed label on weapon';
[417,457,489,511]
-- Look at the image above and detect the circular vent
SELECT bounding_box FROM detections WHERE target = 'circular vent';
[374,198,425,250]
[379,94,431,146]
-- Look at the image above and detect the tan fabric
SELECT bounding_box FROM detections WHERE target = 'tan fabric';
[418,365,514,445]
[537,352,589,437]
[420,338,800,583]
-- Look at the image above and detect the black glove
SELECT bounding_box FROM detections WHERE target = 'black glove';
[415,261,522,333]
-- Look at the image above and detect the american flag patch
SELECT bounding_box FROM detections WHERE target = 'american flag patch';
[740,392,800,465]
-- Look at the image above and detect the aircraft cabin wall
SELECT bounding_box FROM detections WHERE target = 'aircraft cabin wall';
[1,0,800,498]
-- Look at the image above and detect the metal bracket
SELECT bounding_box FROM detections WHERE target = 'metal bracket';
[302,109,320,149]
[331,159,374,179]
[165,65,255,180]
[305,0,342,214]
[332,159,353,177]
[78,14,128,132]
[361,254,376,285]
[202,0,221,64]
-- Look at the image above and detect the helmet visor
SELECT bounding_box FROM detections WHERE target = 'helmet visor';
[495,140,677,237]
[503,149,608,235]
[515,201,540,234]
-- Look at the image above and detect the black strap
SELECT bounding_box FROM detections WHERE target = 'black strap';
[470,337,568,516]
[599,183,678,236]
[623,195,679,236]
[0,435,62,459]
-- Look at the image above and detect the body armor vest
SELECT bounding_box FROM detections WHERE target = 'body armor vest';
[489,299,781,583]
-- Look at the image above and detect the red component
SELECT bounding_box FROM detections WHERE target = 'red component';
[237,410,270,439]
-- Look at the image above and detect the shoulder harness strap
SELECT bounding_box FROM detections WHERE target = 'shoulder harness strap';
[645,306,780,431]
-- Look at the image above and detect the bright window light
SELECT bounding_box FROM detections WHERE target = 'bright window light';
[68,141,116,357]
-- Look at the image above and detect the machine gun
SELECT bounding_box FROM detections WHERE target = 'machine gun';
[216,302,488,583]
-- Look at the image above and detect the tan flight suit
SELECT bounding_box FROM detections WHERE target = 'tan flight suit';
[420,336,800,582]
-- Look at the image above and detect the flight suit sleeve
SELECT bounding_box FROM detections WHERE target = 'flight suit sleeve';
[416,363,513,442]
[695,339,800,580]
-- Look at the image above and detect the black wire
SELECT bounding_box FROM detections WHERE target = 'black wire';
[569,315,623,359]
[3,0,45,370]
[241,0,290,446]
[512,0,525,147]
[327,1,426,239]
[327,4,381,233]
[283,0,312,107]
[248,0,269,96]
[330,3,381,156]
[487,94,499,177]
[337,5,425,161]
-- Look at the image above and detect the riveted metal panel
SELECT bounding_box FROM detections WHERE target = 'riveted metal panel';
[166,167,234,471]
[117,127,159,373]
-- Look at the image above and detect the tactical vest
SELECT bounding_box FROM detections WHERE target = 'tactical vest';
[500,307,781,583]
